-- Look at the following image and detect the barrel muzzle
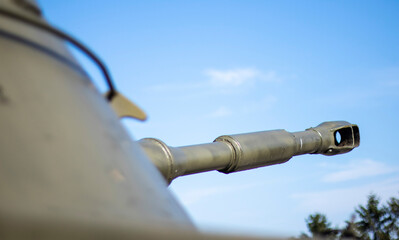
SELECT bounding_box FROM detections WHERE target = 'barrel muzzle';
[310,121,360,156]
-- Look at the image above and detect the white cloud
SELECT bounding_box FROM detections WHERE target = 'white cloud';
[144,68,281,97]
[205,96,277,119]
[204,68,280,87]
[145,81,206,92]
[322,159,396,183]
[205,68,260,86]
[207,106,232,118]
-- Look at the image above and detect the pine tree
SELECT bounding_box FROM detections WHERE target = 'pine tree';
[355,194,389,240]
[340,214,361,239]
[300,194,399,239]
[386,197,399,239]
[305,213,338,239]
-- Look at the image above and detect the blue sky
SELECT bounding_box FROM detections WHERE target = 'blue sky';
[39,0,399,237]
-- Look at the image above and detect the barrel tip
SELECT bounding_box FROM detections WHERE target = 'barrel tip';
[314,121,360,156]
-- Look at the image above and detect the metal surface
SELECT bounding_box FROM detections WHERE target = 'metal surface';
[140,122,360,183]
[0,0,194,238]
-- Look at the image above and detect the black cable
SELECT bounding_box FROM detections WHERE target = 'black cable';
[0,7,117,101]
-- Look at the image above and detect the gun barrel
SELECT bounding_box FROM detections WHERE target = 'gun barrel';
[139,121,360,183]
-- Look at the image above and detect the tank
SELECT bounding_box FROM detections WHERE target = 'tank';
[0,1,360,239]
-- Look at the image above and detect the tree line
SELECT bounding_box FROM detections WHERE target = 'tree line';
[295,193,399,239]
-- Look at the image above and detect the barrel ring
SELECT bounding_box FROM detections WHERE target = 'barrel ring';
[214,135,242,174]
